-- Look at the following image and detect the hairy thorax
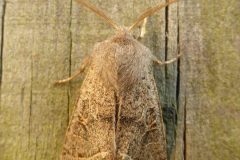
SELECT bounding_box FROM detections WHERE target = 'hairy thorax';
[92,29,153,94]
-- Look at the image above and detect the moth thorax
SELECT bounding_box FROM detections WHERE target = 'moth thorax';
[96,34,151,94]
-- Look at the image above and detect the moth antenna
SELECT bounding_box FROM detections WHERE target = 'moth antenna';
[128,0,177,31]
[75,0,120,30]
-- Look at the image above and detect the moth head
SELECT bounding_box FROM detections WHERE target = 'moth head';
[75,0,177,33]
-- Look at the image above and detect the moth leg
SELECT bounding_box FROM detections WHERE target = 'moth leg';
[153,51,183,65]
[54,56,91,84]
[136,17,148,41]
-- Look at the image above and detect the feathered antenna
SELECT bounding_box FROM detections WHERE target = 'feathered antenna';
[75,0,120,30]
[128,0,177,31]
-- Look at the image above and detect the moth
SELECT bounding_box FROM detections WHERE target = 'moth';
[56,0,180,159]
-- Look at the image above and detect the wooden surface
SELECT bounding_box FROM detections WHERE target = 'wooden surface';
[175,0,240,160]
[0,0,239,160]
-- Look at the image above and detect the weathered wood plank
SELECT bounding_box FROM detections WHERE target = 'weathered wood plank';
[3,0,240,159]
[0,0,71,159]
[175,0,240,159]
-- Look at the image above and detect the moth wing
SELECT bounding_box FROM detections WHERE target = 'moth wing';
[116,70,167,160]
[61,63,116,160]
[115,43,167,160]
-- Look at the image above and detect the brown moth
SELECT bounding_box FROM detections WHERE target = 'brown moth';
[56,0,179,159]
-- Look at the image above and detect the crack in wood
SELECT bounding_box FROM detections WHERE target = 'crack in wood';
[176,1,180,113]
[68,0,73,124]
[0,0,6,87]
[176,1,185,159]
[164,0,169,78]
